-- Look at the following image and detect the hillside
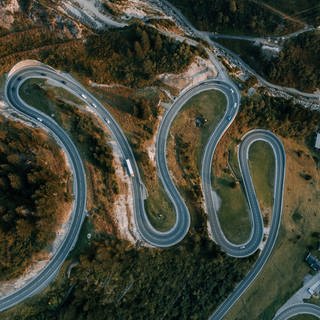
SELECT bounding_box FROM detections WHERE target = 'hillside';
[168,0,302,35]
[0,115,72,281]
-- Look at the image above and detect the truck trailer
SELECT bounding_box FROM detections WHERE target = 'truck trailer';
[126,159,134,177]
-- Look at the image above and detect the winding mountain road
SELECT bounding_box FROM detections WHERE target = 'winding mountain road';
[1,60,289,319]
[0,62,87,312]
[209,130,286,319]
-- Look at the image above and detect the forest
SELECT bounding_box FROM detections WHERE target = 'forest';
[217,31,320,92]
[264,32,320,92]
[0,23,198,88]
[168,0,300,35]
[237,93,320,142]
[3,234,256,320]
[0,115,71,281]
[41,24,199,87]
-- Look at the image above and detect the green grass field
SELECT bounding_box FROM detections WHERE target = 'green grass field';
[225,139,320,319]
[216,140,276,244]
[211,137,251,244]
[225,227,314,320]
[168,89,227,227]
[291,315,319,320]
[144,181,177,231]
[248,141,275,210]
[172,89,227,169]
[215,175,251,244]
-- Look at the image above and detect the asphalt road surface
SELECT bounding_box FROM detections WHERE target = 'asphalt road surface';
[273,303,320,320]
[1,60,289,319]
[209,129,286,320]
[1,62,87,312]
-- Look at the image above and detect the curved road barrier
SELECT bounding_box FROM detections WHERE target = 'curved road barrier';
[1,61,289,319]
[273,303,320,320]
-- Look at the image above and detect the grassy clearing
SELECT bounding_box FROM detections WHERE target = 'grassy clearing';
[226,226,315,320]
[306,297,320,307]
[167,89,226,227]
[225,138,320,320]
[249,141,275,210]
[144,183,176,230]
[68,219,93,259]
[169,89,227,167]
[215,175,251,244]
[19,79,83,117]
[291,316,319,320]
[167,89,251,242]
[212,135,252,244]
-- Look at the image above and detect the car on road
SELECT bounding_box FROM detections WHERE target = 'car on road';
[227,115,232,121]
[61,80,66,85]
[105,118,110,124]
[240,245,245,249]
[81,93,87,99]
[37,117,43,122]
[91,103,97,108]
[234,102,237,108]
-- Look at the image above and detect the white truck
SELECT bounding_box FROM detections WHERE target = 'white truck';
[126,159,134,177]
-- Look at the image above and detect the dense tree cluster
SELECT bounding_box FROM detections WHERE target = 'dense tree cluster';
[169,0,299,35]
[131,96,156,121]
[0,27,67,59]
[218,31,320,92]
[0,116,71,280]
[1,24,198,89]
[265,32,320,92]
[6,235,255,320]
[238,94,320,138]
[40,24,198,87]
[84,24,198,87]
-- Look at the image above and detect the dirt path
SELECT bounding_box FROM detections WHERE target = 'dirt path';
[249,0,305,26]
